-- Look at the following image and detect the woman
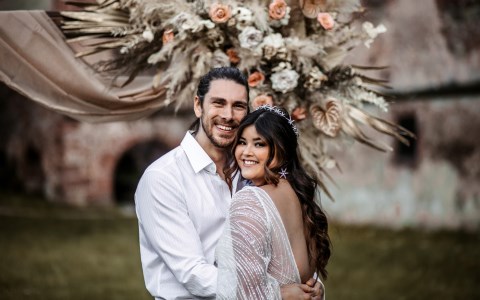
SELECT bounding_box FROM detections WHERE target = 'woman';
[216,105,331,299]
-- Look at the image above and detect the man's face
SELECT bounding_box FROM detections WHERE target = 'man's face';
[194,79,248,149]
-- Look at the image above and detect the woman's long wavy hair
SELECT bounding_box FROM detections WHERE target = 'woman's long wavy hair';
[224,107,331,280]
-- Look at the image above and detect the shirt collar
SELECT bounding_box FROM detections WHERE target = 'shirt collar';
[181,131,217,174]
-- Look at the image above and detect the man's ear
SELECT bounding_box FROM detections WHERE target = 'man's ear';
[194,96,202,118]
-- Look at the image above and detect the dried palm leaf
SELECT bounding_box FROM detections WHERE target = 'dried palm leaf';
[347,105,415,145]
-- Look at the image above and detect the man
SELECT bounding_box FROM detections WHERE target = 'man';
[135,67,322,299]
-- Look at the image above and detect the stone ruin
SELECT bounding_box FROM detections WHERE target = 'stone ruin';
[1,0,480,229]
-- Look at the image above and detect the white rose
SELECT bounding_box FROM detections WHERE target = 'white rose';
[234,7,254,30]
[262,33,284,60]
[271,69,299,94]
[238,26,263,49]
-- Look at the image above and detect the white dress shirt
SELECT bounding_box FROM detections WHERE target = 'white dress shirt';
[135,132,240,300]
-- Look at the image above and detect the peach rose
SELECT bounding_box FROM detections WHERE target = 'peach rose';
[291,107,307,121]
[252,94,274,109]
[226,48,240,64]
[209,3,232,23]
[317,12,334,30]
[162,29,174,44]
[269,0,288,20]
[248,72,265,87]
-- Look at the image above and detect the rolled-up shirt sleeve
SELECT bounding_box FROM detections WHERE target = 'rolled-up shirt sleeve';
[136,168,217,297]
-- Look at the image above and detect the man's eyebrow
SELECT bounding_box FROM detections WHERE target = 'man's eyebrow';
[233,100,248,105]
[210,97,226,102]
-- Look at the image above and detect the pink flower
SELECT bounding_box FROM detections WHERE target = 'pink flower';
[248,72,265,87]
[209,3,232,23]
[317,12,334,30]
[162,29,174,44]
[291,107,307,121]
[269,0,288,20]
[252,95,274,109]
[226,48,240,64]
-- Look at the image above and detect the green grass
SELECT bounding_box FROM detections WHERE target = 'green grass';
[0,192,479,300]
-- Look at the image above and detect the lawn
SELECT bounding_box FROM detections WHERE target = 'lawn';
[0,192,479,300]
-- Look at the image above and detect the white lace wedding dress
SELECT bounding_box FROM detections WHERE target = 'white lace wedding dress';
[216,186,303,299]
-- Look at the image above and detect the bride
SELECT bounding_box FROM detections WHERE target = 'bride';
[216,105,331,299]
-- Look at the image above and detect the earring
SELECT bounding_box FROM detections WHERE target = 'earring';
[278,168,288,179]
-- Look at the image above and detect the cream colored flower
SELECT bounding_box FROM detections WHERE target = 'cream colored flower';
[271,69,299,93]
[271,62,292,73]
[269,0,288,20]
[234,7,254,30]
[261,33,284,60]
[304,67,328,91]
[252,94,274,109]
[239,26,263,49]
[363,22,387,48]
[275,47,291,61]
[317,12,334,30]
[142,29,154,42]
[209,3,232,23]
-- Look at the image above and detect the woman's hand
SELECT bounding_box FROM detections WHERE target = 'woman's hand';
[280,283,314,299]
[305,278,324,300]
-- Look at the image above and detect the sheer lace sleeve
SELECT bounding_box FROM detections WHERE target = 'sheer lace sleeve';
[216,187,282,299]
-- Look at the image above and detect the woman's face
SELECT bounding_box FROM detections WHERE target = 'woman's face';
[235,125,271,186]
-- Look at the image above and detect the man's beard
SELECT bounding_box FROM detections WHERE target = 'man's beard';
[200,116,236,149]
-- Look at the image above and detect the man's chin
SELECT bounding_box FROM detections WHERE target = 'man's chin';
[211,136,235,149]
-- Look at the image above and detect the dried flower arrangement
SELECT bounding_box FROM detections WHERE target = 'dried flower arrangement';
[60,0,414,197]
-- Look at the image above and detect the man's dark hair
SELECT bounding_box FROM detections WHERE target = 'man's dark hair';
[190,67,250,132]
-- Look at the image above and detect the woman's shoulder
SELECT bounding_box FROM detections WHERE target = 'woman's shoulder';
[231,186,273,211]
[233,186,262,202]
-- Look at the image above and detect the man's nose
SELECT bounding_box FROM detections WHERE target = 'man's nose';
[220,106,233,120]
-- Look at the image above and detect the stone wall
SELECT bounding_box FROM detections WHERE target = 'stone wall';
[321,0,480,229]
[350,0,480,91]
[323,97,480,229]
[1,0,479,228]
[0,85,192,206]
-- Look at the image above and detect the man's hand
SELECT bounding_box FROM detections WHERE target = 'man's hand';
[280,283,314,300]
[305,278,324,300]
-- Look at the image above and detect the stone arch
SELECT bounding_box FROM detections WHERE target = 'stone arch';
[113,139,171,205]
[81,117,189,206]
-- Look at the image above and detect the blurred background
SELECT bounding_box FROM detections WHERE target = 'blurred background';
[0,0,479,299]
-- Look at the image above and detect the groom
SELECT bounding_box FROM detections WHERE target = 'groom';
[135,67,322,299]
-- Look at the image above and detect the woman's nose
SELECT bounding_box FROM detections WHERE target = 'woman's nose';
[242,144,253,155]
